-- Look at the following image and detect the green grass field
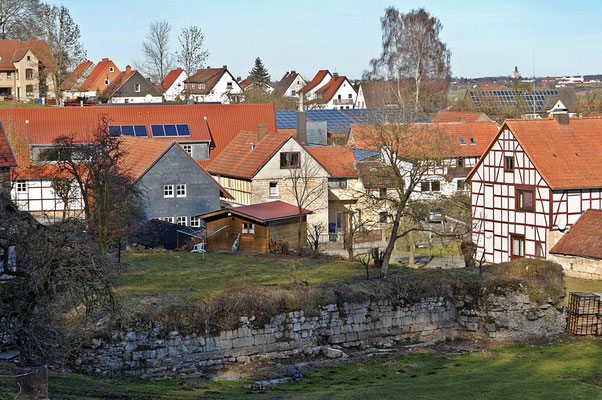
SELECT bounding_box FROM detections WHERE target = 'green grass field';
[1,337,599,399]
[0,101,49,108]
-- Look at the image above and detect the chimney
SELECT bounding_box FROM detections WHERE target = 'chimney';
[554,113,569,125]
[102,58,109,62]
[333,72,339,78]
[223,65,227,69]
[291,70,296,74]
[297,110,307,144]
[257,124,268,141]
[125,65,132,73]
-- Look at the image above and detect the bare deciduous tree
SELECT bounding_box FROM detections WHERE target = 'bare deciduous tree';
[176,25,209,100]
[36,4,86,101]
[287,155,327,251]
[136,20,175,85]
[50,177,77,221]
[0,0,41,40]
[366,7,451,113]
[307,222,326,254]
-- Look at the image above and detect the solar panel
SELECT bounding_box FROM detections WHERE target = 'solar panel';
[108,126,121,136]
[164,125,178,137]
[134,125,147,137]
[121,125,135,136]
[151,125,165,137]
[176,124,190,136]
[275,110,299,129]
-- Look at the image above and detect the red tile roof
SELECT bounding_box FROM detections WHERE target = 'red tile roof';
[60,60,94,90]
[0,127,16,168]
[186,66,231,94]
[198,200,311,222]
[0,39,54,70]
[206,131,290,180]
[304,145,357,177]
[435,111,491,123]
[300,70,331,93]
[0,103,277,167]
[549,210,602,259]
[158,68,184,92]
[468,118,602,189]
[101,68,138,98]
[314,76,350,103]
[80,58,118,91]
[349,122,499,158]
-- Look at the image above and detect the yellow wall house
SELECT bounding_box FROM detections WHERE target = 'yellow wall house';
[0,40,56,100]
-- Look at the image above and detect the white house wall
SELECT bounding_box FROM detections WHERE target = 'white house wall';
[284,76,306,97]
[192,72,243,104]
[164,71,187,101]
[324,80,358,110]
[110,96,163,104]
[11,178,84,221]
[305,73,332,100]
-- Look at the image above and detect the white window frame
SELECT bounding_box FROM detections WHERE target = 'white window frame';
[182,144,192,156]
[163,217,174,223]
[176,216,187,226]
[109,67,114,72]
[163,184,174,198]
[16,181,27,193]
[190,217,201,227]
[104,79,109,85]
[242,223,255,235]
[176,184,186,197]
[134,83,141,93]
[269,181,278,197]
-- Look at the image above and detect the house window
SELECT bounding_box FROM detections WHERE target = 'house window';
[421,181,441,192]
[348,94,353,98]
[338,94,342,99]
[6,72,11,79]
[379,212,388,223]
[291,90,296,96]
[469,137,476,145]
[190,217,201,227]
[134,83,141,92]
[124,99,129,103]
[182,144,192,156]
[200,83,206,89]
[176,216,187,226]
[163,217,175,223]
[242,223,255,234]
[516,188,534,212]
[25,85,34,96]
[459,138,466,145]
[163,184,174,198]
[457,180,465,190]
[109,67,114,72]
[104,79,109,85]
[431,181,441,192]
[457,157,464,167]
[176,184,186,197]
[16,181,27,192]
[280,152,300,169]
[269,181,278,196]
[27,55,31,61]
[510,234,525,260]
[504,156,514,171]
[226,82,233,89]
[328,178,347,189]
[379,188,387,199]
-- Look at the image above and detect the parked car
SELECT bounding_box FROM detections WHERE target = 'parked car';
[427,207,444,223]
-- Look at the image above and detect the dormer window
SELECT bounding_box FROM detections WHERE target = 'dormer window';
[459,138,466,145]
[469,137,476,145]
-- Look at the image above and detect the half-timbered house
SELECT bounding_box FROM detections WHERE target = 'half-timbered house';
[466,115,602,266]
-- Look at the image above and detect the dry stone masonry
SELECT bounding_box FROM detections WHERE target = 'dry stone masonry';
[80,287,565,379]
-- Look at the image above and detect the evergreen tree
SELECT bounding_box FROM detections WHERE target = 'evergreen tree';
[249,57,270,87]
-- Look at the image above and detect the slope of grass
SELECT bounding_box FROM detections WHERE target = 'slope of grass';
[0,337,599,399]
[0,101,50,108]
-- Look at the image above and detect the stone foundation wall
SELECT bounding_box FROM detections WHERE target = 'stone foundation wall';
[80,289,565,379]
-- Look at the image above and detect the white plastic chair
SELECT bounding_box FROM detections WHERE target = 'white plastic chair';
[191,241,206,259]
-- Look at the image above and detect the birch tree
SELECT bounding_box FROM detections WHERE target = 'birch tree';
[136,20,175,84]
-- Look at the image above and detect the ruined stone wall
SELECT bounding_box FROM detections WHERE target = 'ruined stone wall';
[80,289,565,379]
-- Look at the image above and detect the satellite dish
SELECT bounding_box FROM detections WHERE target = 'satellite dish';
[145,94,153,102]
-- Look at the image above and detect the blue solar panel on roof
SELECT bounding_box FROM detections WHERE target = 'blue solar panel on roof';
[275,110,299,129]
[151,125,164,137]
[134,125,147,137]
[121,125,135,136]
[108,126,121,136]
[176,124,190,136]
[164,125,178,137]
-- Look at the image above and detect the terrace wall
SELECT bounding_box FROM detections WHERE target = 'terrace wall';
[80,288,565,379]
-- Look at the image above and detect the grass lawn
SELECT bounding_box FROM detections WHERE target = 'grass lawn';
[564,277,602,306]
[119,251,364,301]
[0,101,49,108]
[0,337,599,399]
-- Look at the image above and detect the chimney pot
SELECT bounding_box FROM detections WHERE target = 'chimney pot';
[126,65,132,73]
[223,65,227,69]
[257,124,268,142]
[554,113,569,125]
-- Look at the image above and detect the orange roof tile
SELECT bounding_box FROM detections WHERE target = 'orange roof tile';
[468,118,602,189]
[206,131,290,179]
[80,58,119,91]
[300,70,331,93]
[304,145,357,177]
[435,110,491,123]
[349,122,499,158]
[61,60,94,90]
[549,210,602,259]
[0,127,16,168]
[314,76,350,103]
[159,68,184,92]
[101,68,138,98]
[0,39,54,70]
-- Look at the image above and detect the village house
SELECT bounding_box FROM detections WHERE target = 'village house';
[299,70,333,100]
[273,71,306,98]
[347,121,499,199]
[435,110,493,123]
[102,66,162,104]
[197,200,311,252]
[300,70,361,110]
[206,128,329,226]
[61,58,121,99]
[466,115,602,278]
[120,137,232,225]
[1,103,276,221]
[185,66,243,103]
[158,68,187,101]
[0,39,55,100]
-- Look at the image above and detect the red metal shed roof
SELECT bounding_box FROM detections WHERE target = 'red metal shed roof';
[549,210,602,259]
[233,201,311,221]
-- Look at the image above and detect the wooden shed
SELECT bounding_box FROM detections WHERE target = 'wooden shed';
[197,201,312,253]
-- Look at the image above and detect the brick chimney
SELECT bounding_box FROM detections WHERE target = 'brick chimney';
[257,124,268,141]
[125,65,132,73]
[554,113,569,125]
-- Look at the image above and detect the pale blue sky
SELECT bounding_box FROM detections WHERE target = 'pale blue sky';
[48,0,602,81]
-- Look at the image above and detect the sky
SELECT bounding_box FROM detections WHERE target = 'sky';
[47,0,602,81]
